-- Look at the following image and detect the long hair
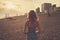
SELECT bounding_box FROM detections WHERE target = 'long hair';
[27,10,39,22]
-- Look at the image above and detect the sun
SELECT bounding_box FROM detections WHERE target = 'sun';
[6,2,15,9]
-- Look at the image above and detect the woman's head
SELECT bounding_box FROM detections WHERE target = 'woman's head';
[27,10,39,21]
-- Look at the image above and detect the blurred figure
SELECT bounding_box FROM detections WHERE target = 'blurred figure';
[24,10,40,40]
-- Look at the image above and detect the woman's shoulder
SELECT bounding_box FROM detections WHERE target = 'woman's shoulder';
[26,20,39,24]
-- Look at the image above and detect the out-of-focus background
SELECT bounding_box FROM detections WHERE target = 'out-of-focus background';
[0,0,60,40]
[0,0,60,19]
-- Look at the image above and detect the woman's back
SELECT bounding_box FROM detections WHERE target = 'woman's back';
[27,21,38,32]
[24,10,40,40]
[26,21,38,40]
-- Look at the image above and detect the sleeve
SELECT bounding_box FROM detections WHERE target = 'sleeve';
[24,21,28,33]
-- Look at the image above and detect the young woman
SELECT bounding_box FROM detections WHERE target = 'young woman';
[24,10,40,40]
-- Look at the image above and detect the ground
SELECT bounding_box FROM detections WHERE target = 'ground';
[0,13,60,40]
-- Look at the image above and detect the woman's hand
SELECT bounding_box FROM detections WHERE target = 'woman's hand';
[36,30,40,34]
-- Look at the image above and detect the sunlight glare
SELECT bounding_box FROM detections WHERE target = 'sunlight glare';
[6,2,15,9]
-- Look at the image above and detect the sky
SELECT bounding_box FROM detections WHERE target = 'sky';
[0,0,60,19]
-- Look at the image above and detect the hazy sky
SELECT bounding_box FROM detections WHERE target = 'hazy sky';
[0,0,60,19]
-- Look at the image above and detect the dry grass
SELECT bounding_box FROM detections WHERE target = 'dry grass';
[0,13,60,40]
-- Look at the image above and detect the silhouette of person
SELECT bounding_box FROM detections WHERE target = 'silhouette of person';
[24,10,40,40]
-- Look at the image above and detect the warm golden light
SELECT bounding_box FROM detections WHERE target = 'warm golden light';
[0,0,60,19]
[6,2,15,9]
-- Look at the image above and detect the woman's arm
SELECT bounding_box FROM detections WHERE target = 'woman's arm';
[24,21,28,34]
[37,21,40,33]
